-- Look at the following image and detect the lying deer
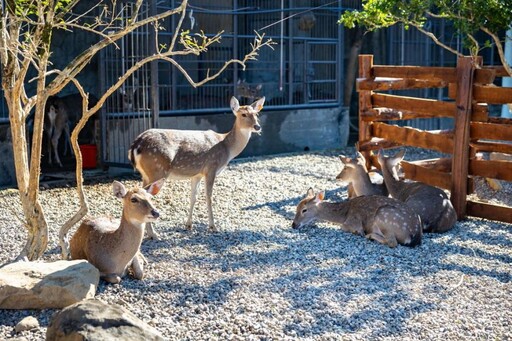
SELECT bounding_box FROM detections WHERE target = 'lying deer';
[377,149,457,233]
[129,96,265,236]
[336,152,388,198]
[44,98,72,167]
[292,188,422,248]
[70,179,164,284]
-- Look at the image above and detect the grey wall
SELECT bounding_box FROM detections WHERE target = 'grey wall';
[157,107,349,157]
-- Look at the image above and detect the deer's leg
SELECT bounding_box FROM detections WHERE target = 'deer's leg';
[46,129,53,165]
[140,177,159,240]
[101,272,121,284]
[64,122,73,157]
[51,128,63,167]
[204,172,217,232]
[130,253,144,280]
[365,229,398,248]
[186,176,202,230]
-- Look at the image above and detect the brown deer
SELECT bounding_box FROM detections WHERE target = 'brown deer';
[70,179,164,284]
[128,96,265,236]
[44,98,72,167]
[336,152,388,198]
[292,188,422,248]
[377,149,457,233]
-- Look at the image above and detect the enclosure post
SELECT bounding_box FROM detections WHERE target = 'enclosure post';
[358,55,374,169]
[451,57,476,220]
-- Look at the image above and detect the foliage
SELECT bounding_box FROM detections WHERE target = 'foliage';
[339,0,512,74]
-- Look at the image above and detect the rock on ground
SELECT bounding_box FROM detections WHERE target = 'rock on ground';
[45,299,165,341]
[0,260,99,309]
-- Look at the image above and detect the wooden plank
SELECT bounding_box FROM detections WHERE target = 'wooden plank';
[357,137,401,152]
[372,122,454,154]
[451,57,475,220]
[470,122,512,141]
[467,200,512,224]
[469,159,512,181]
[471,103,488,122]
[368,68,491,85]
[400,161,452,190]
[483,66,509,78]
[470,141,512,154]
[474,85,512,104]
[408,157,452,172]
[358,55,374,170]
[474,68,497,84]
[372,93,456,117]
[372,65,457,82]
[357,77,448,91]
[487,116,512,125]
[361,107,451,121]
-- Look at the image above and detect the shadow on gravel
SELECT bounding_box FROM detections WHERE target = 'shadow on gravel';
[131,214,512,338]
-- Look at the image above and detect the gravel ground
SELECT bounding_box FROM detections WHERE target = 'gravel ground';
[0,147,511,340]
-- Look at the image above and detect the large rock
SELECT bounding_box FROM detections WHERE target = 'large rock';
[46,299,165,341]
[0,260,99,309]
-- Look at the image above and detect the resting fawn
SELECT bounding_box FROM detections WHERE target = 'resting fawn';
[292,188,422,248]
[70,179,164,284]
[336,152,388,198]
[377,149,457,233]
[129,96,265,236]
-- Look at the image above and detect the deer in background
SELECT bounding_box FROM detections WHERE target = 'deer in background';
[292,188,422,248]
[377,149,457,233]
[336,152,388,198]
[70,179,164,284]
[129,96,265,237]
[44,97,73,167]
[236,79,263,104]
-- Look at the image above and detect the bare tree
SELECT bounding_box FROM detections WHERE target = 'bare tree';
[0,0,274,261]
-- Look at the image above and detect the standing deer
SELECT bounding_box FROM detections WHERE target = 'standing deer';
[292,188,422,248]
[44,98,72,167]
[377,149,457,233]
[70,179,164,284]
[336,152,388,198]
[128,96,265,236]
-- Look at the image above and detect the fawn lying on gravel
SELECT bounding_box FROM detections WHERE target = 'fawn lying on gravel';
[292,188,422,248]
[128,96,265,235]
[336,152,388,198]
[377,149,457,233]
[70,179,164,284]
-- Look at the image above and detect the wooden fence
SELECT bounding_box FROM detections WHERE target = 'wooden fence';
[356,54,512,224]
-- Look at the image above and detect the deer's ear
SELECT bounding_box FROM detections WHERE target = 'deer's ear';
[252,96,265,112]
[145,178,165,196]
[230,96,240,113]
[306,187,315,198]
[314,191,325,204]
[112,181,127,199]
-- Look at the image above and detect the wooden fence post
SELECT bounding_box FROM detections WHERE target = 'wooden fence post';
[358,55,373,168]
[451,57,476,220]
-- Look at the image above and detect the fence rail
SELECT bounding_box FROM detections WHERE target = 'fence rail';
[356,54,512,225]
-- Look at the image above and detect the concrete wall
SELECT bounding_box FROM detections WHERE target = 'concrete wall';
[157,106,349,157]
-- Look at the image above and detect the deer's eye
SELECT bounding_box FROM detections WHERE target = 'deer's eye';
[242,113,247,117]
[130,197,138,203]
[301,208,308,214]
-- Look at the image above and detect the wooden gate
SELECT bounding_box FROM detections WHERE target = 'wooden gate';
[356,54,512,224]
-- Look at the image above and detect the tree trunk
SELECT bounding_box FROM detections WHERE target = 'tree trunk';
[8,99,49,261]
